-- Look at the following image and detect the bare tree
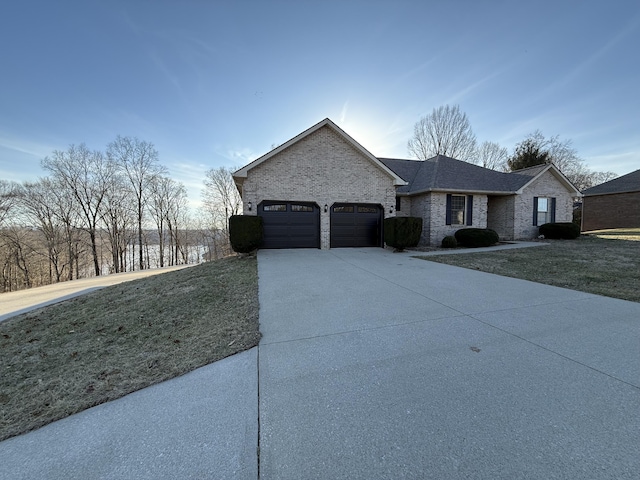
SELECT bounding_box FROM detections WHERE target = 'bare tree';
[476,141,509,171]
[0,226,38,290]
[101,174,133,273]
[202,166,241,249]
[0,180,18,227]
[510,131,617,191]
[47,177,82,281]
[107,136,166,270]
[165,181,188,266]
[408,105,477,161]
[17,180,68,283]
[42,144,115,276]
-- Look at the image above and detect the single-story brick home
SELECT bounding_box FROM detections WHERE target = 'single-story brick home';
[233,118,581,249]
[581,169,640,231]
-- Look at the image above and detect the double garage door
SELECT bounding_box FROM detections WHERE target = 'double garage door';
[258,201,382,249]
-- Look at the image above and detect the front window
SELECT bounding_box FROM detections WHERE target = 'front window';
[537,197,550,225]
[450,195,466,225]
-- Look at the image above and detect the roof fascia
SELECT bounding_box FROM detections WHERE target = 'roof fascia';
[583,189,639,197]
[403,188,517,196]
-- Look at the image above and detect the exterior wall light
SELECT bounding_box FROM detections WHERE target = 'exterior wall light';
[248,202,252,211]
[324,204,328,213]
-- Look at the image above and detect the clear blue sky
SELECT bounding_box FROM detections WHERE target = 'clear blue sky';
[1,0,639,208]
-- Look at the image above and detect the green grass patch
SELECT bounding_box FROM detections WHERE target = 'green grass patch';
[419,234,639,303]
[0,256,260,441]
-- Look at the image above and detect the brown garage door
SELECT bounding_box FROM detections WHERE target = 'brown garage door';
[330,203,382,248]
[258,201,320,249]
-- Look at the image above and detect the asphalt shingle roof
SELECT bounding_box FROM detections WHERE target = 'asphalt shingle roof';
[379,155,535,194]
[582,169,640,196]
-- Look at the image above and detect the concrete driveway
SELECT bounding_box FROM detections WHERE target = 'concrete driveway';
[1,248,638,479]
[258,248,640,479]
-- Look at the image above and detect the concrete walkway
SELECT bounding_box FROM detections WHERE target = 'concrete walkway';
[1,247,639,479]
[0,264,195,322]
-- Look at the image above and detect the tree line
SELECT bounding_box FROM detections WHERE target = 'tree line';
[407,104,617,190]
[0,137,237,293]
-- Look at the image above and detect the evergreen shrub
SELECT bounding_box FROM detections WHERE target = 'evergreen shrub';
[229,215,263,253]
[441,235,458,248]
[384,217,423,251]
[454,228,499,248]
[539,222,580,239]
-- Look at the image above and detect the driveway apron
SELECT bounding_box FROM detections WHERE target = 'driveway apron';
[258,248,640,480]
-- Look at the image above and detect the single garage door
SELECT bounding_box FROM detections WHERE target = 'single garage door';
[258,201,320,249]
[330,203,382,248]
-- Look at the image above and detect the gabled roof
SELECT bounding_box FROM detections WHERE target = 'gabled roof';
[233,118,407,187]
[582,169,640,196]
[510,163,582,196]
[379,157,582,196]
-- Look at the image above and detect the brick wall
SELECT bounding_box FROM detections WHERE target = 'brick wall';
[428,193,488,245]
[487,195,515,240]
[582,192,640,231]
[514,170,574,239]
[241,125,396,249]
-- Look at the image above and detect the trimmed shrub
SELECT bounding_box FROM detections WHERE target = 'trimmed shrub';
[572,208,582,228]
[441,235,458,248]
[454,228,499,248]
[539,222,580,240]
[384,217,423,251]
[229,215,263,253]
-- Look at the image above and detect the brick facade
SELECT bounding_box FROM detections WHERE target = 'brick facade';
[487,195,515,240]
[582,192,640,231]
[514,171,574,239]
[240,125,397,249]
[235,120,579,248]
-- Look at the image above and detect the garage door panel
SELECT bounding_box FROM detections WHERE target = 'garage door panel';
[259,201,320,249]
[330,203,382,248]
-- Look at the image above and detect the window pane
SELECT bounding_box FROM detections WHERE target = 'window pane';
[450,195,466,225]
[538,198,548,212]
[291,204,313,212]
[333,206,354,213]
[357,206,378,213]
[263,204,287,212]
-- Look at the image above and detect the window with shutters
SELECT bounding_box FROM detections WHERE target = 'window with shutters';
[533,197,556,226]
[446,194,474,226]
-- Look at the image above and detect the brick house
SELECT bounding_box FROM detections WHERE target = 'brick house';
[581,169,640,231]
[233,118,581,249]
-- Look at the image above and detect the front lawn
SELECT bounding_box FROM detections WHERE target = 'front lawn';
[0,256,260,441]
[419,230,639,303]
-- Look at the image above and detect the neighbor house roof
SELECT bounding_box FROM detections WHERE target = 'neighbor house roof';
[379,156,573,195]
[233,118,407,189]
[582,169,640,196]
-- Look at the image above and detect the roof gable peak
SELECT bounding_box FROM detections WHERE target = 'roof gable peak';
[233,118,406,186]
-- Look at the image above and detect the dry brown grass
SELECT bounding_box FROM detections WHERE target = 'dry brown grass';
[0,256,260,441]
[419,229,640,303]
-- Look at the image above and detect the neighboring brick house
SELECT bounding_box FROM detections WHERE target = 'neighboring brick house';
[581,169,640,231]
[233,118,581,249]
